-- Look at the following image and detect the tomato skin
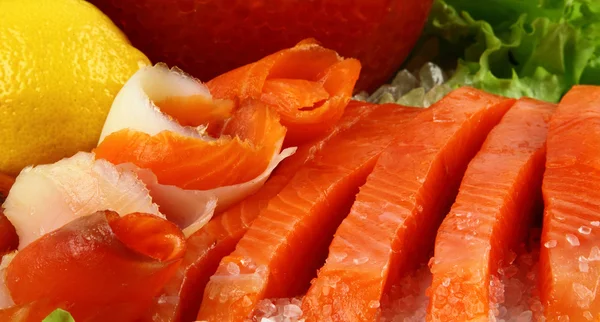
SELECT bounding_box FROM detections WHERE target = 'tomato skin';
[88,0,433,92]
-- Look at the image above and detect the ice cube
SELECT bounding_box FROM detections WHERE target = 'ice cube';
[419,62,447,92]
[391,69,419,94]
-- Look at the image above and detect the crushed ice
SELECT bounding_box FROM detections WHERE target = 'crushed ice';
[353,62,453,108]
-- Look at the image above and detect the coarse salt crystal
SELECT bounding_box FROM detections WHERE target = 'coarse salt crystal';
[544,240,557,248]
[579,226,592,235]
[579,261,589,273]
[584,311,593,321]
[566,234,580,246]
[369,300,380,309]
[227,262,240,275]
[331,252,348,262]
[353,257,369,265]
[242,295,252,307]
[591,221,600,227]
[283,304,303,318]
[572,283,594,308]
[589,246,600,261]
[442,278,451,287]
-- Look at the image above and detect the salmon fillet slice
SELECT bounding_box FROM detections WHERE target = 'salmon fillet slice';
[427,98,556,321]
[540,85,600,321]
[196,103,421,322]
[143,101,384,322]
[302,87,515,321]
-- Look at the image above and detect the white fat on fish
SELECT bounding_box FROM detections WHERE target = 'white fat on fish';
[98,63,212,143]
[97,64,296,237]
[3,152,163,250]
[120,141,295,237]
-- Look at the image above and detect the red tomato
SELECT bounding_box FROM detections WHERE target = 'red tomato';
[88,0,433,92]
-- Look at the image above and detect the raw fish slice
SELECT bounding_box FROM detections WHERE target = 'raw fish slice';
[207,39,361,145]
[197,103,421,322]
[0,299,70,322]
[99,64,226,142]
[3,152,162,249]
[95,65,293,234]
[96,101,286,190]
[540,85,600,320]
[427,98,555,321]
[144,101,384,322]
[302,87,515,321]
[5,211,186,322]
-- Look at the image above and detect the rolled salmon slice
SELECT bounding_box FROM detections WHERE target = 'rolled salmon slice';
[427,98,556,321]
[207,39,361,146]
[196,103,421,322]
[94,64,294,236]
[302,87,515,321]
[4,211,186,322]
[2,152,163,249]
[540,85,600,320]
[144,101,386,322]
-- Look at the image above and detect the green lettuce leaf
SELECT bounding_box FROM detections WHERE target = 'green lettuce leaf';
[418,0,600,102]
[42,309,75,322]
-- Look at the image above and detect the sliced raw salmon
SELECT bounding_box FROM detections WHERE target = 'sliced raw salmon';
[143,101,383,322]
[302,87,515,321]
[5,211,185,322]
[96,101,285,191]
[207,39,361,145]
[427,98,555,321]
[540,85,600,320]
[0,299,71,322]
[95,64,293,235]
[2,152,163,249]
[196,103,421,322]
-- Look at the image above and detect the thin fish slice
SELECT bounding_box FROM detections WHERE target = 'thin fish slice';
[5,211,185,322]
[3,152,163,249]
[207,39,361,146]
[540,85,600,320]
[427,98,555,321]
[302,87,515,321]
[196,103,421,322]
[95,64,292,236]
[144,101,383,322]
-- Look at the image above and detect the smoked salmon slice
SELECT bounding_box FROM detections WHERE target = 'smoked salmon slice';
[95,101,286,191]
[427,98,555,321]
[4,210,186,322]
[196,103,421,322]
[302,87,515,322]
[540,85,600,320]
[143,101,386,322]
[207,39,361,146]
